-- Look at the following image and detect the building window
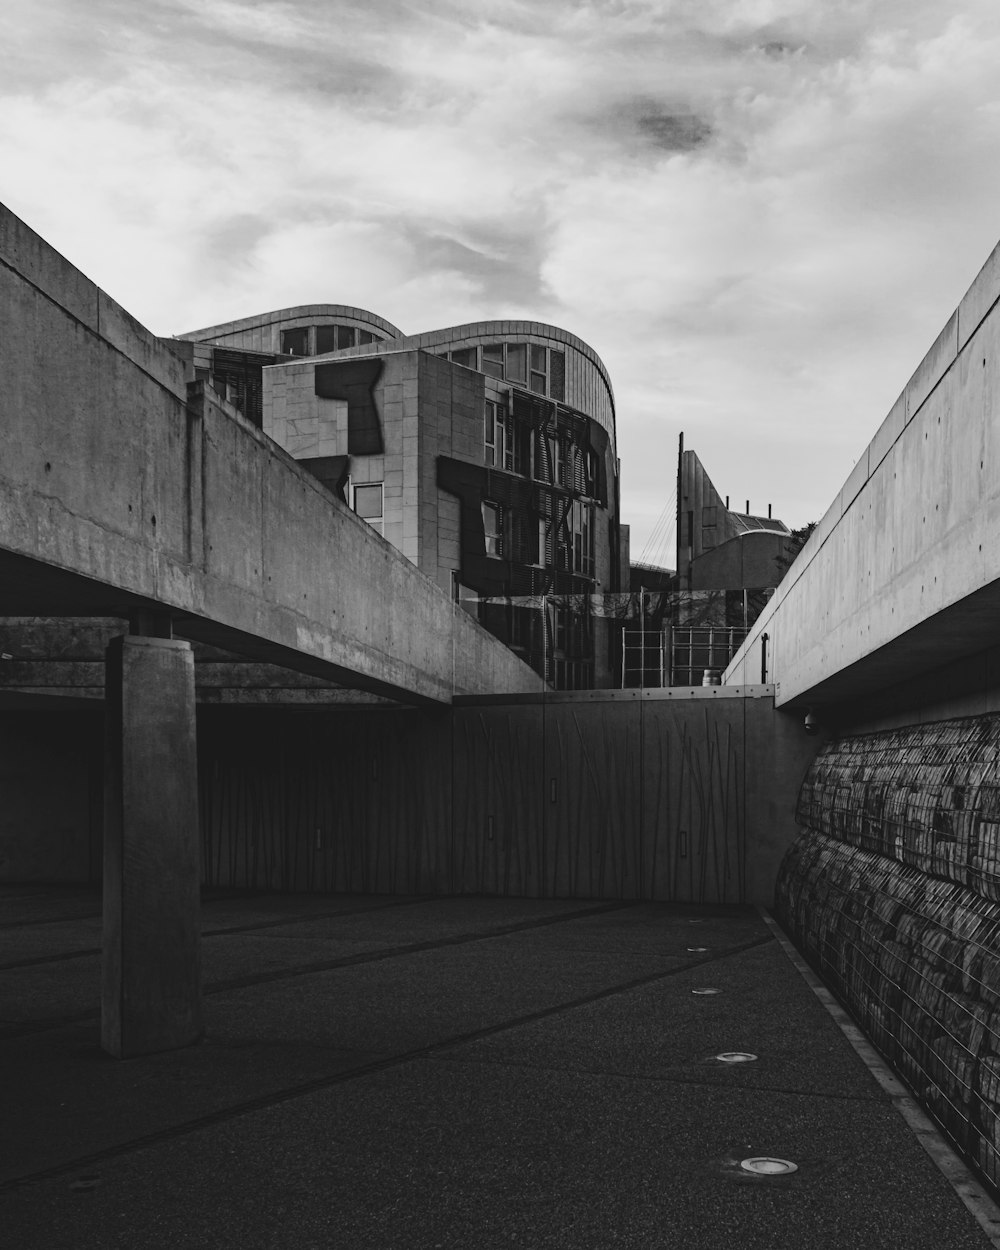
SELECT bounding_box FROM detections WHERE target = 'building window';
[482,501,503,557]
[549,350,566,401]
[482,344,504,379]
[359,330,375,345]
[529,344,547,394]
[281,327,310,356]
[585,449,599,498]
[536,517,548,567]
[506,343,527,385]
[572,500,594,577]
[336,325,355,350]
[353,483,384,536]
[547,435,566,486]
[484,399,498,466]
[452,346,478,370]
[315,325,336,354]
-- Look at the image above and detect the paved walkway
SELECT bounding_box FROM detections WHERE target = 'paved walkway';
[1,887,998,1248]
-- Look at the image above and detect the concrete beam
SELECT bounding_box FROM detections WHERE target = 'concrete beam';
[725,230,1000,708]
[0,202,540,706]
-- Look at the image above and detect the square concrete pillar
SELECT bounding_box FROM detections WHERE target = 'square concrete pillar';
[102,635,202,1057]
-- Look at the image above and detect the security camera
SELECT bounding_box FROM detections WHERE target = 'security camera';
[804,709,819,736]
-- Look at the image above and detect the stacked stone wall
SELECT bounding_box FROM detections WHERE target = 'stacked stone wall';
[778,713,1000,1194]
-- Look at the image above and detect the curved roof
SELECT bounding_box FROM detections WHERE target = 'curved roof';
[409,319,614,407]
[175,304,405,343]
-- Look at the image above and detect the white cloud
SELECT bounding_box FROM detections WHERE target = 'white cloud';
[4,0,1000,551]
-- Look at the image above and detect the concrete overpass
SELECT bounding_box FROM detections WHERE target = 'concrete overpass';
[725,237,1000,723]
[0,202,539,1056]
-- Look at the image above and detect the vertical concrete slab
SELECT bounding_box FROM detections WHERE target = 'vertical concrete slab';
[743,699,824,906]
[102,635,202,1058]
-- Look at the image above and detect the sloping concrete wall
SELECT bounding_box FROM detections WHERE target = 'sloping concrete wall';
[0,203,540,704]
[725,234,1000,708]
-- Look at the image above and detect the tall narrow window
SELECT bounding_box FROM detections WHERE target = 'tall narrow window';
[536,517,547,567]
[315,325,337,354]
[482,501,503,557]
[336,325,355,350]
[549,350,566,401]
[505,343,527,384]
[353,483,384,536]
[484,400,497,466]
[529,344,547,394]
[585,449,599,498]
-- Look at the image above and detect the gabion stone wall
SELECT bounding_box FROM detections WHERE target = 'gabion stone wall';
[778,713,1000,1194]
[796,715,1000,894]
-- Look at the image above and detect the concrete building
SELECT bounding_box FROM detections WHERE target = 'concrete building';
[169,308,627,689]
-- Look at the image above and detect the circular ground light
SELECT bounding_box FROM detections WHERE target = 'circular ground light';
[716,1052,757,1063]
[691,987,722,995]
[740,1157,798,1176]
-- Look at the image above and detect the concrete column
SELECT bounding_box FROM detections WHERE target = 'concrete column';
[102,634,202,1057]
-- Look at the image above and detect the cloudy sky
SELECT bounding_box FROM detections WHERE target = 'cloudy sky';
[4,0,1000,562]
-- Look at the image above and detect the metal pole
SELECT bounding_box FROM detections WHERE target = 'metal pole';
[640,596,645,691]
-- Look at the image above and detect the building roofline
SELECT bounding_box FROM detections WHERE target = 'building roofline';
[174,305,406,343]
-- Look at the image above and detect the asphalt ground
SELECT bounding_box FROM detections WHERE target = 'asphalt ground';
[1,886,997,1249]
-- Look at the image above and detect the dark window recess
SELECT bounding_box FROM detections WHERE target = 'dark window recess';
[316,325,337,354]
[210,348,276,427]
[314,358,385,455]
[359,330,375,345]
[482,501,503,557]
[484,400,497,466]
[549,350,566,402]
[529,371,547,395]
[280,327,310,356]
[530,345,546,372]
[452,347,478,369]
[482,344,504,379]
[337,325,355,350]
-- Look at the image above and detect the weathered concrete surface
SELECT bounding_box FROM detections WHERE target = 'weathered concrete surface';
[0,203,540,705]
[726,234,1000,708]
[102,636,201,1057]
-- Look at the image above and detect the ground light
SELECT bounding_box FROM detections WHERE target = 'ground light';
[740,1158,798,1176]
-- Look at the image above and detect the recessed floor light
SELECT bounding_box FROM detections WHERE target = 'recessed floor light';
[740,1157,797,1175]
[692,987,722,995]
[716,1052,757,1063]
[687,946,708,952]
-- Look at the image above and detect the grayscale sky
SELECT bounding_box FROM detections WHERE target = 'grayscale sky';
[4,0,1000,562]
